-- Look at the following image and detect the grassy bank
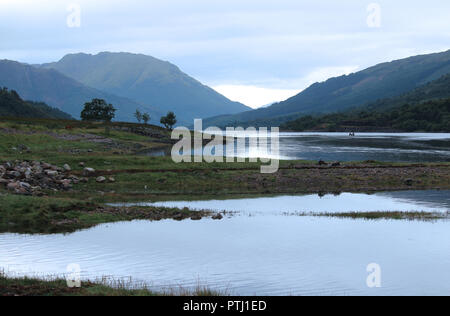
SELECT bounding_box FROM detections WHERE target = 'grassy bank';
[0,272,222,296]
[0,194,214,234]
[1,117,450,233]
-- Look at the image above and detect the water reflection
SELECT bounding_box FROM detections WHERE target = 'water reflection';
[115,191,450,215]
[1,216,449,296]
[142,133,450,162]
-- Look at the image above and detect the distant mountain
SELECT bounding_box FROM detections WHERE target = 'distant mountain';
[0,60,163,122]
[281,74,450,132]
[0,87,72,120]
[41,52,251,123]
[364,73,450,112]
[203,49,450,127]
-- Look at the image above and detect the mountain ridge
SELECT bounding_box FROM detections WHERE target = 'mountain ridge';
[0,87,73,120]
[41,52,251,123]
[202,49,450,127]
[0,59,164,123]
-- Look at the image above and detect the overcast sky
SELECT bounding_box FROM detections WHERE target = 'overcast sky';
[1,0,449,108]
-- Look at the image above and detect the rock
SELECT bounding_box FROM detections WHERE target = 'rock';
[61,179,72,189]
[0,178,9,186]
[173,214,184,221]
[45,170,58,177]
[15,187,30,195]
[19,182,31,189]
[79,162,85,167]
[190,214,202,221]
[5,171,21,179]
[108,177,116,183]
[331,162,341,167]
[7,182,20,191]
[318,160,327,166]
[212,214,223,220]
[83,168,96,176]
[63,164,72,172]
[405,179,414,186]
[42,163,52,170]
[96,176,106,183]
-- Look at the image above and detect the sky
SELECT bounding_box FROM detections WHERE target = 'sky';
[1,0,450,108]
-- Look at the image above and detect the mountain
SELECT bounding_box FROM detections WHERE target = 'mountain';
[0,60,163,122]
[203,49,450,127]
[0,87,72,119]
[281,98,450,132]
[281,74,450,132]
[364,73,450,112]
[41,52,251,123]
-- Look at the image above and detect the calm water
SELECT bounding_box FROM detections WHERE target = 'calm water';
[118,191,450,215]
[145,132,450,162]
[1,191,449,296]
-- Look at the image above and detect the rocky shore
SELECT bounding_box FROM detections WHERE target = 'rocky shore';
[0,160,114,196]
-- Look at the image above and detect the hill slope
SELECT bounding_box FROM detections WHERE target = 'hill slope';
[41,52,251,123]
[0,87,72,119]
[281,74,450,132]
[0,60,163,123]
[203,49,450,127]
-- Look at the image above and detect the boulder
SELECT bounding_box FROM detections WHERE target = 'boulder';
[45,170,58,177]
[83,168,96,176]
[7,182,20,191]
[96,176,107,183]
[318,160,327,166]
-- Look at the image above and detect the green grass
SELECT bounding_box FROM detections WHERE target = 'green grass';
[1,116,450,231]
[321,211,449,221]
[0,194,213,234]
[0,272,223,296]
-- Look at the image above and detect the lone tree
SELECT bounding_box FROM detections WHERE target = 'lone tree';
[134,109,142,123]
[142,113,150,125]
[160,111,177,130]
[81,99,116,133]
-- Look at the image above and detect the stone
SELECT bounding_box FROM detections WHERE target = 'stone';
[19,182,31,189]
[96,176,106,183]
[61,179,72,189]
[7,182,20,191]
[108,177,116,183]
[79,162,85,167]
[42,163,52,169]
[405,179,414,186]
[212,214,223,220]
[318,160,327,166]
[83,168,96,176]
[45,170,58,177]
[63,164,72,172]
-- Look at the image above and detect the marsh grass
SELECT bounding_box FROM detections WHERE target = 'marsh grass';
[0,270,226,296]
[282,210,449,221]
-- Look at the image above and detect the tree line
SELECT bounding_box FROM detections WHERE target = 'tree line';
[281,98,450,132]
[80,98,177,130]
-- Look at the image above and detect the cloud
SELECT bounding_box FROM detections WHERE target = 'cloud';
[1,0,450,106]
